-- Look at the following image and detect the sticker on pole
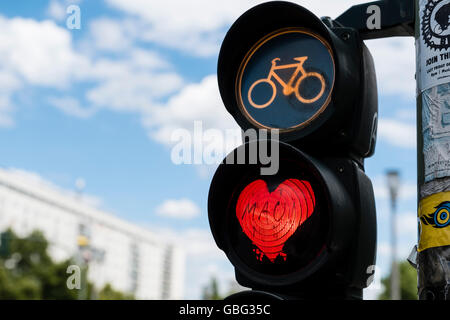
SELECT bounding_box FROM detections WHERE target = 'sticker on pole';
[422,84,450,182]
[417,0,450,93]
[418,191,450,251]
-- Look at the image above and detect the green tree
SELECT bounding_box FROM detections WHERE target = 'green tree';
[0,229,134,300]
[98,284,134,300]
[202,277,223,300]
[0,229,77,299]
[379,261,418,300]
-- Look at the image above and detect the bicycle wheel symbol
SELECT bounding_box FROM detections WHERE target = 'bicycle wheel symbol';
[248,79,277,109]
[295,72,326,104]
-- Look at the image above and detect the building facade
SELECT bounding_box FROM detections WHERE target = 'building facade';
[0,168,184,299]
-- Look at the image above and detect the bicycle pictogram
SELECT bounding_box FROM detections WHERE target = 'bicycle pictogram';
[247,57,326,109]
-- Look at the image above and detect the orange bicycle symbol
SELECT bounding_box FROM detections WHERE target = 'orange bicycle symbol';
[247,57,326,109]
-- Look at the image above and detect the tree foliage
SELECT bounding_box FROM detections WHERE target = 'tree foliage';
[202,277,222,300]
[0,228,133,300]
[379,261,418,300]
[98,283,135,300]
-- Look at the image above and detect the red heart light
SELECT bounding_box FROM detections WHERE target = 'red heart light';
[236,179,315,262]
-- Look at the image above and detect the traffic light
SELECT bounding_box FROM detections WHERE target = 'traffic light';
[208,1,378,299]
[217,1,378,160]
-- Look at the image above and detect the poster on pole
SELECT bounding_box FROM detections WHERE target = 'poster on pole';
[417,0,450,94]
[422,84,450,182]
[418,1,450,182]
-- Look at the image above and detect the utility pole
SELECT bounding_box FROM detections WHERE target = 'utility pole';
[415,0,450,300]
[387,170,401,300]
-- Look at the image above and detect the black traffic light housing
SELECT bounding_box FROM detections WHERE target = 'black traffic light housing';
[209,0,379,300]
[208,141,376,299]
[218,1,378,161]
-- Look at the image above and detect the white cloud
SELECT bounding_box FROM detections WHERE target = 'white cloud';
[365,38,416,100]
[46,0,84,22]
[104,0,246,56]
[0,70,22,92]
[156,198,201,219]
[48,96,96,118]
[86,71,183,113]
[0,12,184,124]
[104,0,371,57]
[0,16,88,87]
[46,0,67,21]
[143,75,240,147]
[83,49,172,80]
[0,15,91,125]
[129,49,172,70]
[378,118,416,149]
[79,48,182,113]
[88,18,132,52]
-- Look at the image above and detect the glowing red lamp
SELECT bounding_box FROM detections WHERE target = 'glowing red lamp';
[236,179,315,262]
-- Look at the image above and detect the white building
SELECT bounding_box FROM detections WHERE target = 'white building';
[0,168,184,300]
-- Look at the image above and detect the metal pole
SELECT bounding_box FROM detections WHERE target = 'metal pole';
[415,0,450,300]
[387,170,401,300]
[390,199,400,300]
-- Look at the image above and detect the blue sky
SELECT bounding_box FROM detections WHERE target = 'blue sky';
[0,0,419,299]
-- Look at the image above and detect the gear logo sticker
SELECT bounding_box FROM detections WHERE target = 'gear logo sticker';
[422,0,450,50]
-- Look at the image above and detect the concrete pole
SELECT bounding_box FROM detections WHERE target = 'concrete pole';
[415,0,450,300]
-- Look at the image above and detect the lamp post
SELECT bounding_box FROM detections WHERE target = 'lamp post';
[386,170,401,300]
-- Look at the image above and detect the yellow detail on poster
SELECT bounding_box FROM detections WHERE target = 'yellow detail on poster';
[418,191,450,252]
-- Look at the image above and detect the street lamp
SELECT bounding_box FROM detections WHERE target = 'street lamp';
[386,170,400,300]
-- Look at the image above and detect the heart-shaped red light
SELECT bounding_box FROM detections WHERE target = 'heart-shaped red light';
[236,179,315,262]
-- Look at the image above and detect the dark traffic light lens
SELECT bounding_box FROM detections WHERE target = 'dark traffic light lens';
[237,28,335,132]
[227,160,329,277]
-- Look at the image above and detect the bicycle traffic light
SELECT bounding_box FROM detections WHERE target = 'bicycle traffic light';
[209,1,378,299]
[217,1,378,161]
